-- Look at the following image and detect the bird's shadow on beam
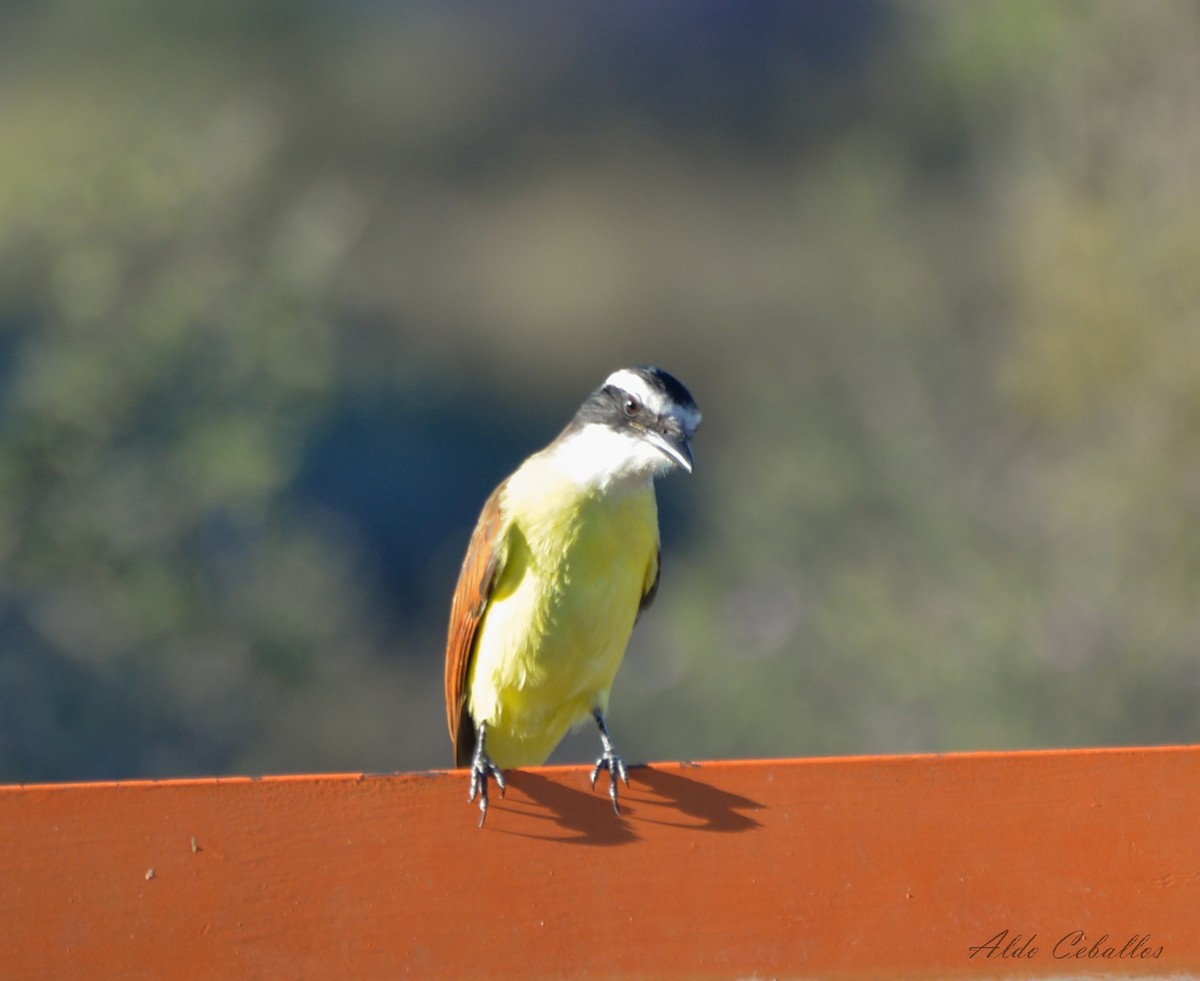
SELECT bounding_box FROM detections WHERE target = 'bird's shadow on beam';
[495,763,764,846]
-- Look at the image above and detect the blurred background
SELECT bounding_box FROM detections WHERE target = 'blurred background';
[1,0,1198,783]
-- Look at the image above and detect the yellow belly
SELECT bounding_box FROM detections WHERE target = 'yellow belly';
[466,475,659,768]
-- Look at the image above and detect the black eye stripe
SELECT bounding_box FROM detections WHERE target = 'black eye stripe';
[572,370,697,435]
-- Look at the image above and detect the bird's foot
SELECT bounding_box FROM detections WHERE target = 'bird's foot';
[590,746,630,814]
[468,737,505,828]
[590,709,630,814]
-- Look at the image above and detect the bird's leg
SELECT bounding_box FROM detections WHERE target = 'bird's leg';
[468,722,505,827]
[589,708,630,814]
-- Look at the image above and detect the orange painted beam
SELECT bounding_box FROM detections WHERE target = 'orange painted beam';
[0,747,1197,979]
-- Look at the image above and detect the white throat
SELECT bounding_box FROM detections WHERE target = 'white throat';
[543,423,671,492]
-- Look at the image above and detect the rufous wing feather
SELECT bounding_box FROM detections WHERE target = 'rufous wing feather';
[445,483,507,768]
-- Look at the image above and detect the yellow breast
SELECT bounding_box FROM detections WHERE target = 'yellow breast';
[467,458,660,768]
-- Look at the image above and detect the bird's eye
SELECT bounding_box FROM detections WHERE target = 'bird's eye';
[622,396,641,416]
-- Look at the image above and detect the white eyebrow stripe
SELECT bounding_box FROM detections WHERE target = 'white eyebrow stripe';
[604,368,667,414]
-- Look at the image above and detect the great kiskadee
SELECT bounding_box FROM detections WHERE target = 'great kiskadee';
[444,366,700,824]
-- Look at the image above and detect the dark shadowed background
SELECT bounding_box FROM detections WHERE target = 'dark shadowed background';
[2,0,1198,782]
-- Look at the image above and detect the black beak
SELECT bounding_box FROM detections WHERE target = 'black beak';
[642,420,694,473]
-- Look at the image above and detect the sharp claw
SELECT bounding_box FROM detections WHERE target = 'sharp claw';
[590,710,630,815]
[467,724,505,827]
[591,749,628,814]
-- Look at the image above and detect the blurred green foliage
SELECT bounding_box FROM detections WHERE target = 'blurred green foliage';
[1,1,1198,781]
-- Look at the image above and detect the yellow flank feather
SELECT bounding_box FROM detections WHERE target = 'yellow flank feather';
[466,454,660,768]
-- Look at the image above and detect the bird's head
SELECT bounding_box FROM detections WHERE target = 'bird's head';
[554,366,701,489]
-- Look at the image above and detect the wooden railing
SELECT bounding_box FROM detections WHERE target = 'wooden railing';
[1,746,1197,978]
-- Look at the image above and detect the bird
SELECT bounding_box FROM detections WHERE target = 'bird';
[444,366,700,825]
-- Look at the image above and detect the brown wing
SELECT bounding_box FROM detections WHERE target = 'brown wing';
[445,482,507,768]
